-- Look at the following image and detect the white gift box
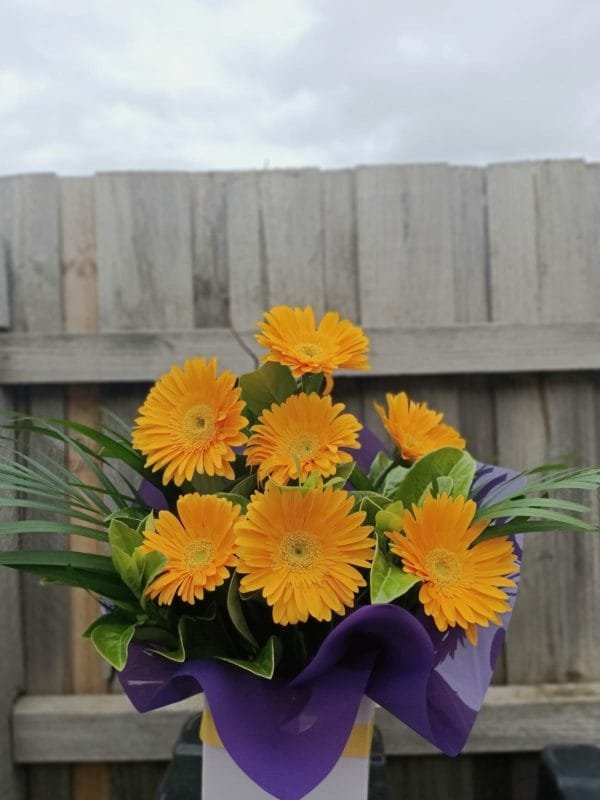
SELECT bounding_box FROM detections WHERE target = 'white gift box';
[200,696,375,800]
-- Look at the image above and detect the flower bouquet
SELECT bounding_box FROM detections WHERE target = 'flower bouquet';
[2,305,600,800]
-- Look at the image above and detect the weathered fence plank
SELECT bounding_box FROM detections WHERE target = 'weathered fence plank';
[60,176,111,800]
[0,389,25,800]
[0,174,71,800]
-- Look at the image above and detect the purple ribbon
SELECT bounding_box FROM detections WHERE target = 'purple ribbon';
[124,439,523,800]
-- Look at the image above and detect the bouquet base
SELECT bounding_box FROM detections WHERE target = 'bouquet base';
[200,696,375,800]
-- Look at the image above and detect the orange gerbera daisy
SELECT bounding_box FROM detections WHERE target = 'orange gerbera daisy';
[374,392,465,462]
[132,358,248,485]
[387,493,518,645]
[245,392,362,485]
[141,493,240,605]
[256,306,370,389]
[236,483,374,625]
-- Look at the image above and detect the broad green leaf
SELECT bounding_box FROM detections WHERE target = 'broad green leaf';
[368,451,394,488]
[219,635,279,679]
[108,519,143,557]
[370,534,420,604]
[136,513,155,536]
[133,548,168,591]
[110,545,142,597]
[389,447,474,508]
[89,614,136,670]
[239,362,297,419]
[375,501,404,533]
[227,572,258,649]
[303,373,324,394]
[381,465,409,496]
[347,464,373,491]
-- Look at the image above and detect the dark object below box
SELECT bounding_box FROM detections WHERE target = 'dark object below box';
[155,713,388,800]
[537,745,600,800]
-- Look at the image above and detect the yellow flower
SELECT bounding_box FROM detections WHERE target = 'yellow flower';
[387,493,518,645]
[236,483,374,625]
[245,392,362,485]
[141,493,240,605]
[374,391,465,462]
[132,358,248,486]
[256,306,370,389]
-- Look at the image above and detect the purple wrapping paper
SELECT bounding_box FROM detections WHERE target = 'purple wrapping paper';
[123,435,524,800]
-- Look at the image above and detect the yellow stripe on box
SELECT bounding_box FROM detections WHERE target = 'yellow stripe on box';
[200,708,374,759]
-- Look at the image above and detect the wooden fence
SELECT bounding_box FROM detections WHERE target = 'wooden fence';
[1,161,599,800]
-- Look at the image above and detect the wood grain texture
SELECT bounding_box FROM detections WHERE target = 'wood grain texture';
[489,160,600,686]
[0,389,25,800]
[0,174,70,799]
[227,169,326,329]
[12,683,600,763]
[95,173,194,331]
[60,176,110,800]
[3,322,600,384]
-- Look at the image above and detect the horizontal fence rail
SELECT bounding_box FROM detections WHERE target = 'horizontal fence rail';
[13,684,600,763]
[2,322,600,384]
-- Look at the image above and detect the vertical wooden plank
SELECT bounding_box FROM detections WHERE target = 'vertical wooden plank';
[96,172,195,331]
[488,160,600,795]
[60,176,111,800]
[95,171,197,470]
[0,389,25,800]
[95,171,197,796]
[227,168,326,329]
[191,172,231,328]
[0,174,70,798]
[356,163,483,799]
[0,240,10,329]
[321,168,363,418]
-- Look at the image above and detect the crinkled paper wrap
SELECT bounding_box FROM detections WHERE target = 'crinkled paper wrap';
[126,432,523,800]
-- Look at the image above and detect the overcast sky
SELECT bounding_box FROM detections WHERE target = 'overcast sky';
[2,0,600,175]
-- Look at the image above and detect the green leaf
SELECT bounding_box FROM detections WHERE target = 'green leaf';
[370,534,420,604]
[227,572,258,649]
[303,373,325,394]
[0,550,117,573]
[368,451,394,488]
[389,447,475,507]
[381,465,409,496]
[108,519,143,557]
[0,519,107,541]
[375,500,404,533]
[1,560,137,604]
[474,519,599,542]
[190,474,229,494]
[239,362,297,419]
[347,464,373,491]
[219,635,279,679]
[110,546,142,597]
[230,473,257,498]
[89,613,136,670]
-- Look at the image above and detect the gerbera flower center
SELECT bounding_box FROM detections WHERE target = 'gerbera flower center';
[183,538,215,570]
[279,532,321,570]
[297,342,323,360]
[425,548,462,585]
[289,432,320,460]
[182,404,216,444]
